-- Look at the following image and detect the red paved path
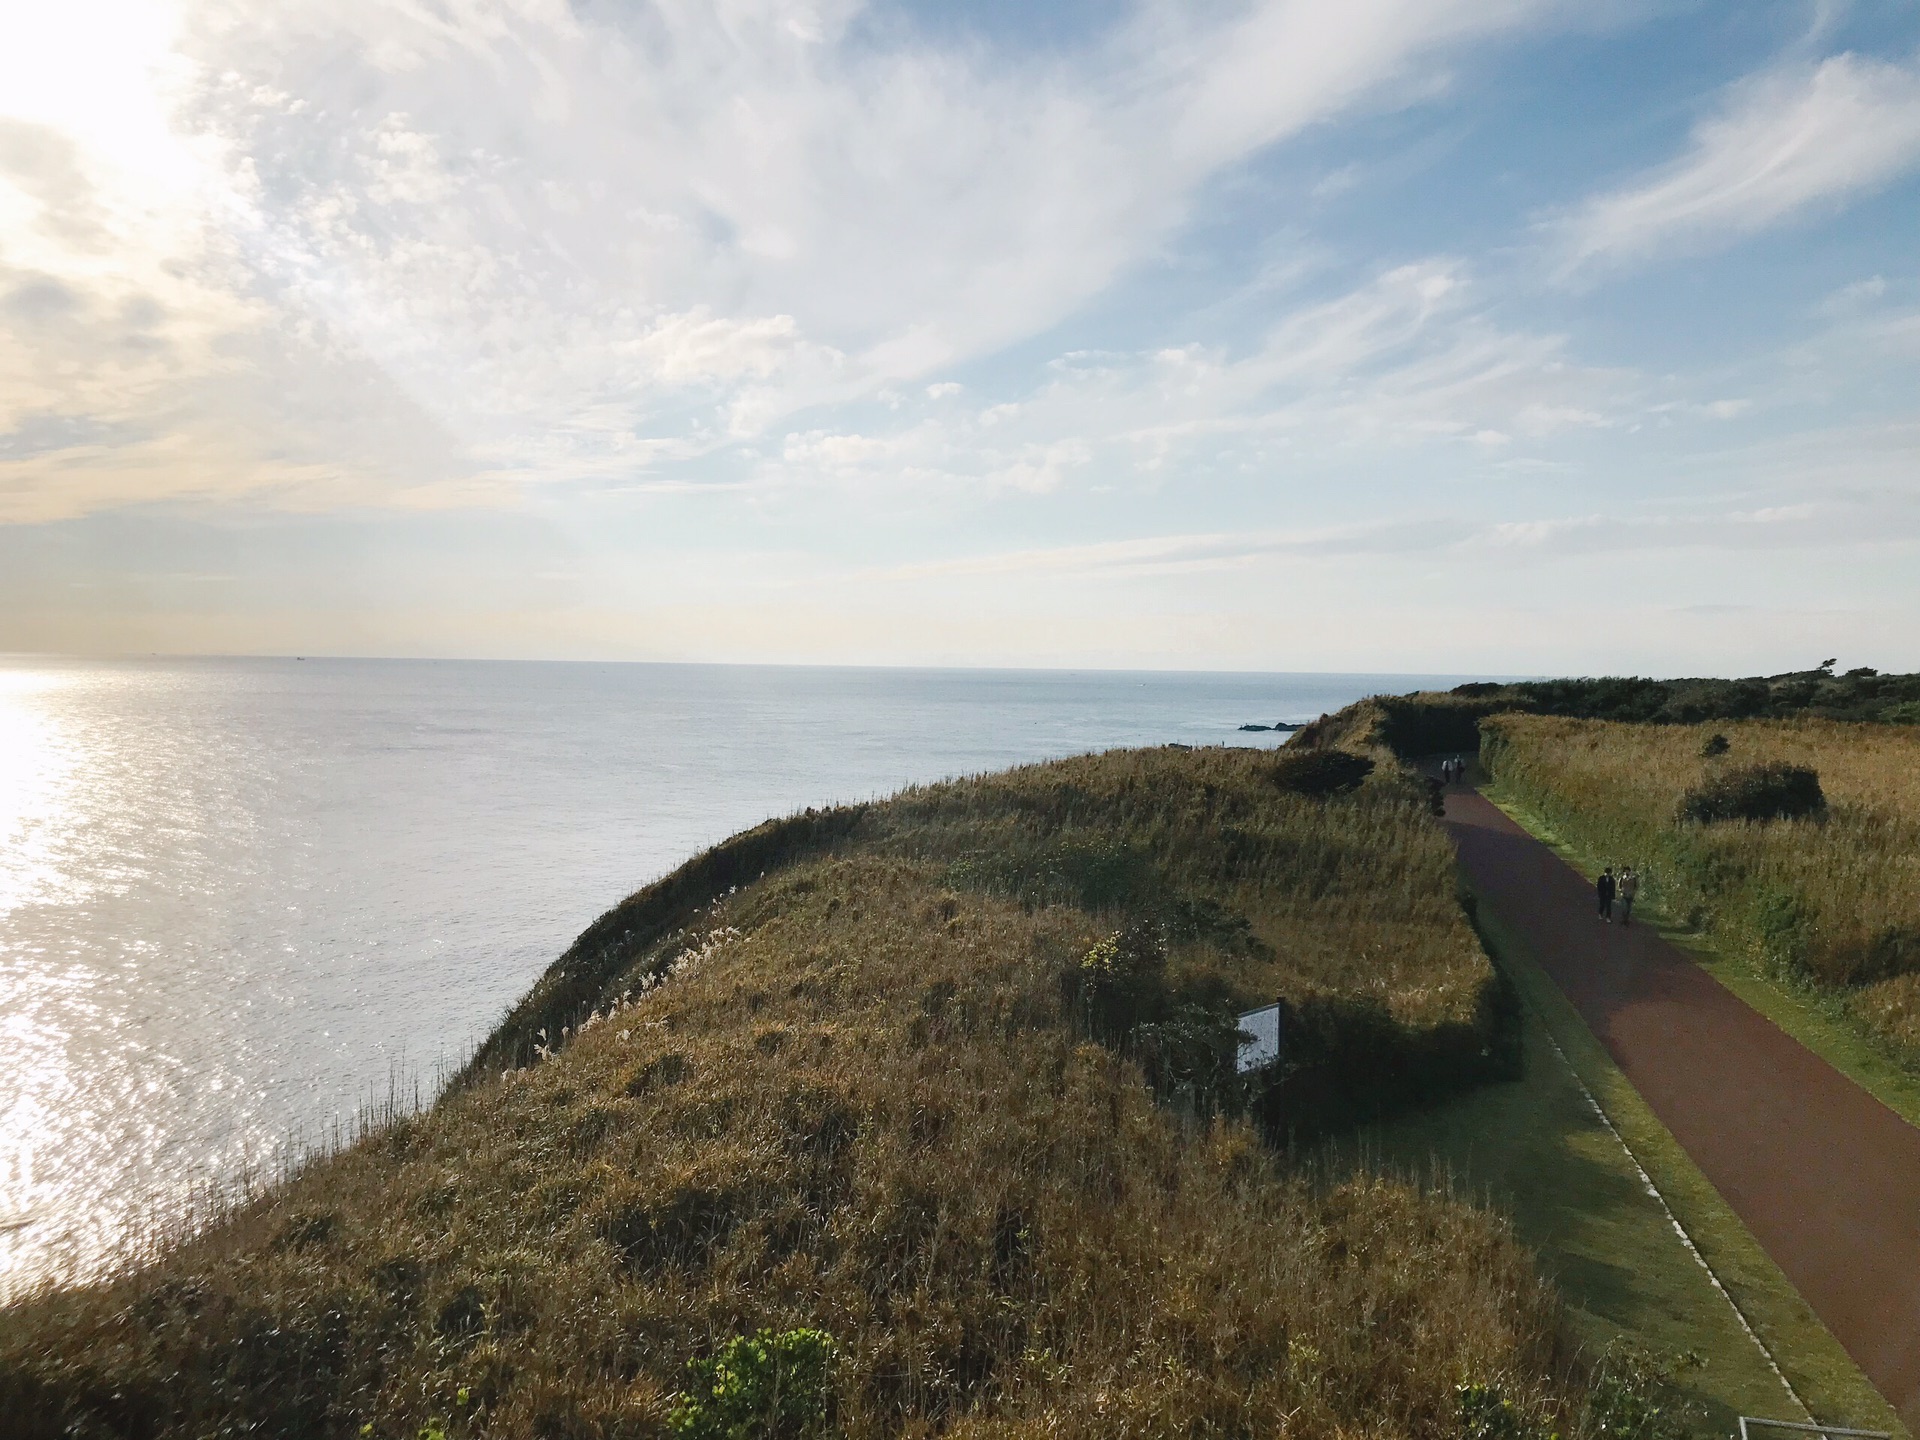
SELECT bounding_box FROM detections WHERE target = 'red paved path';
[1443,786,1920,1429]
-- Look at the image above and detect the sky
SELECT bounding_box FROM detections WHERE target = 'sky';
[2,0,1918,675]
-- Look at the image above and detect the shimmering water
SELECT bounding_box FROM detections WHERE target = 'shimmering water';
[0,658,1451,1289]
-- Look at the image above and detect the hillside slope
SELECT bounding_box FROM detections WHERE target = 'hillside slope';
[2,746,1585,1439]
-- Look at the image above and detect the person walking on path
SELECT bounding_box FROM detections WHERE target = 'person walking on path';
[1597,866,1617,923]
[1618,867,1639,926]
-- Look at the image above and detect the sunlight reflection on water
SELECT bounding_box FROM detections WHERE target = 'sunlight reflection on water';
[0,668,84,918]
[0,670,82,1282]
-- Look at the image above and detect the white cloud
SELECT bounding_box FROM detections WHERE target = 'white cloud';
[1556,51,1920,272]
[1,0,1568,521]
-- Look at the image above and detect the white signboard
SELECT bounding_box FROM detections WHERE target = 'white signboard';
[1236,1002,1284,1074]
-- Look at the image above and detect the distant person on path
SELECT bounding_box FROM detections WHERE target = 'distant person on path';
[1597,866,1617,923]
[1618,867,1639,926]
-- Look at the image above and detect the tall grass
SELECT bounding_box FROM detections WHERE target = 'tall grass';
[0,746,1592,1438]
[872,746,1492,1032]
[1482,715,1920,1058]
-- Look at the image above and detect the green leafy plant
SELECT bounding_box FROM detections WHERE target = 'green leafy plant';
[1131,1001,1243,1114]
[1583,1344,1697,1440]
[1076,922,1169,1042]
[1456,1381,1525,1440]
[1753,885,1814,981]
[668,1328,837,1440]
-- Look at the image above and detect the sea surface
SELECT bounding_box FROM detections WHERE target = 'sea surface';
[0,658,1461,1290]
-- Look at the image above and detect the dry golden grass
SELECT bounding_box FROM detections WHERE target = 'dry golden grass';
[871,746,1492,1031]
[0,746,1587,1439]
[1483,715,1920,1055]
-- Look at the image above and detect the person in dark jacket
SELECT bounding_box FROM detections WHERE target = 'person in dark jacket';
[1597,867,1616,922]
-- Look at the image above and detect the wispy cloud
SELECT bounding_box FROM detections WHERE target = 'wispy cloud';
[1554,51,1920,274]
[750,258,1650,502]
[864,518,1468,582]
[877,485,1920,591]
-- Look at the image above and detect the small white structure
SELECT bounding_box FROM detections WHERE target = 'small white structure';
[1236,1002,1285,1074]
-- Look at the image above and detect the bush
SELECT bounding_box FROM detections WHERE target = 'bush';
[1698,733,1729,758]
[1753,887,1814,982]
[1858,926,1920,986]
[1269,748,1375,797]
[669,1328,837,1440]
[1377,697,1499,755]
[1582,1344,1699,1440]
[1677,763,1825,824]
[1075,922,1169,1041]
[1130,1001,1244,1114]
[1456,1381,1525,1440]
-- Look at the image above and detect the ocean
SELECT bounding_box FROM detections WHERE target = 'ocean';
[0,658,1459,1289]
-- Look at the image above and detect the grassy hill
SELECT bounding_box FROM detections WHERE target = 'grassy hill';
[0,745,1600,1440]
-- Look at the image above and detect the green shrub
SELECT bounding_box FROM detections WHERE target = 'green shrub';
[1884,700,1920,724]
[1269,749,1374,797]
[1582,1344,1698,1440]
[1130,1001,1244,1114]
[1076,922,1169,1041]
[1677,763,1825,824]
[1753,886,1814,981]
[1456,1381,1525,1440]
[1698,733,1729,758]
[1857,925,1920,986]
[669,1328,837,1440]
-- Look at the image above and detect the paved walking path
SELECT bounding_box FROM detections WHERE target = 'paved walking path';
[1443,786,1920,1430]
